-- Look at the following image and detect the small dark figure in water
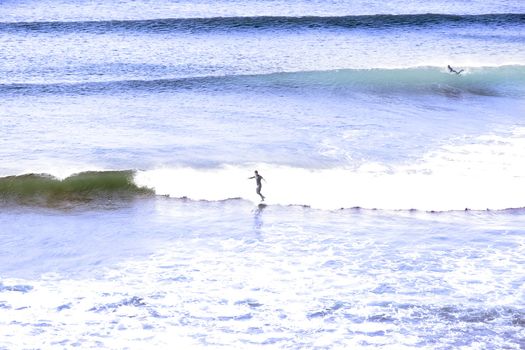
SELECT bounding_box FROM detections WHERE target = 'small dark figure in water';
[448,65,464,75]
[249,170,265,201]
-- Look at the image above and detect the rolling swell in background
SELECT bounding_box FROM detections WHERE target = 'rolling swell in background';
[1,66,524,97]
[1,10,523,86]
[1,14,523,33]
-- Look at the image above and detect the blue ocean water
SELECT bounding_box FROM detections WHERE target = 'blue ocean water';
[0,0,524,348]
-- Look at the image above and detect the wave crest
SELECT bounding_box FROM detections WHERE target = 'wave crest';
[2,65,524,97]
[0,171,154,206]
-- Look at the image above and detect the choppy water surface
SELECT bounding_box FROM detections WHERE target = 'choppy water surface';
[1,0,524,348]
[1,201,524,349]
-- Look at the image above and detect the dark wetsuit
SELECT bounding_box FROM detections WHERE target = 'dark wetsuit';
[255,175,263,194]
[250,172,265,201]
[448,65,464,75]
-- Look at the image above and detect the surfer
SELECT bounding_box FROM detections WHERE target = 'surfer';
[249,170,265,201]
[447,65,464,75]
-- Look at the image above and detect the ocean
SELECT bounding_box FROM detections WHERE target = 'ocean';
[0,0,524,348]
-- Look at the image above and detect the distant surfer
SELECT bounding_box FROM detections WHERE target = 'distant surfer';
[249,170,265,201]
[448,65,464,75]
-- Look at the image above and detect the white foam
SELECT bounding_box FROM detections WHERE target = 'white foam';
[134,128,525,211]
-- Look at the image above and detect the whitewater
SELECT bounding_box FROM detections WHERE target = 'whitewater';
[1,0,524,349]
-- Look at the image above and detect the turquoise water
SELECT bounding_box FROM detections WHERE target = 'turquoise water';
[0,0,524,348]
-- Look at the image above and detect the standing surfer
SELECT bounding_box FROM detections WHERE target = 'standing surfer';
[249,170,266,201]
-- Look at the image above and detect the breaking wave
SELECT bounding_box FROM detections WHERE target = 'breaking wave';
[0,171,153,206]
[4,126,525,211]
[2,163,525,211]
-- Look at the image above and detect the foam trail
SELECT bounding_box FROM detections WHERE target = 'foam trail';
[134,166,524,211]
[135,128,525,211]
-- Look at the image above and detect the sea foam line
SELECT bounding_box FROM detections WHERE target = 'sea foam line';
[134,128,525,211]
